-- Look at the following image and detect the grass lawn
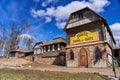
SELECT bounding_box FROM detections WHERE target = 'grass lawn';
[0,68,109,80]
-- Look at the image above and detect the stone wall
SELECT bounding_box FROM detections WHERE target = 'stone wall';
[66,60,78,67]
[66,43,112,68]
[25,55,33,61]
[16,52,25,58]
[33,56,60,65]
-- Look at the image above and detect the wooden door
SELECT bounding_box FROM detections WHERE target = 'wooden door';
[80,48,88,67]
[60,55,66,66]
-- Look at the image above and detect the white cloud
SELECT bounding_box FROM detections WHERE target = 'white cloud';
[56,22,66,29]
[110,23,120,40]
[42,2,47,7]
[31,8,45,18]
[19,34,35,40]
[45,17,52,23]
[42,0,58,7]
[89,0,110,12]
[31,0,110,29]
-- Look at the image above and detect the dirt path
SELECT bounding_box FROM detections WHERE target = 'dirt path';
[0,58,120,78]
[0,64,120,78]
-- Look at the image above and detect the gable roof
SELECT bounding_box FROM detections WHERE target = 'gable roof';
[64,7,105,31]
[33,37,66,48]
[10,47,33,53]
[33,41,43,48]
[42,37,66,46]
[63,7,116,44]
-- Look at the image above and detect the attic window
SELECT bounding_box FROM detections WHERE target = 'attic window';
[78,13,84,20]
[72,15,75,19]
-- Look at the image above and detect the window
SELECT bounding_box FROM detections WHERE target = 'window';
[95,47,102,60]
[78,13,84,20]
[54,44,57,50]
[70,50,74,60]
[11,53,15,57]
[46,46,48,52]
[72,15,75,19]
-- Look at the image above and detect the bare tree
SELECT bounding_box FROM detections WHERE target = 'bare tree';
[0,20,34,57]
[0,22,8,56]
[24,36,34,49]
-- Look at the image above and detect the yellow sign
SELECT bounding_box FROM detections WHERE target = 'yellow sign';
[70,31,99,44]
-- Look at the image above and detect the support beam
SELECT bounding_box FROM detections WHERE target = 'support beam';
[57,43,60,51]
[44,46,46,52]
[48,45,50,51]
[52,44,55,51]
[41,47,43,54]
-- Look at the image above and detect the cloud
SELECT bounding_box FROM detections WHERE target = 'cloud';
[56,22,66,29]
[19,34,35,40]
[45,17,52,23]
[31,8,45,18]
[31,0,110,29]
[42,0,58,7]
[110,23,120,40]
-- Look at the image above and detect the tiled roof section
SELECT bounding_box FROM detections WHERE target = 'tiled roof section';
[42,37,66,46]
[41,51,59,57]
[34,37,66,47]
[10,47,33,53]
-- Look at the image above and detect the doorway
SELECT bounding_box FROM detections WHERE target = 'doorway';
[80,48,88,67]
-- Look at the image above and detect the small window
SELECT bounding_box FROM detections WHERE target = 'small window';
[95,48,102,60]
[70,50,74,60]
[78,13,84,20]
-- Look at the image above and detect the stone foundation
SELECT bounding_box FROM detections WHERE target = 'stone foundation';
[66,43,112,68]
[25,55,33,61]
[33,56,60,65]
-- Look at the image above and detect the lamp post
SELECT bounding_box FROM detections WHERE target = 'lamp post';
[112,50,117,78]
[107,51,117,78]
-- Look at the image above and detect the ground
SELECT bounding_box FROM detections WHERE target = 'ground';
[0,58,120,80]
[0,68,108,80]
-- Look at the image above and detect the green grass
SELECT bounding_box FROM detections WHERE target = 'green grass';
[0,68,109,80]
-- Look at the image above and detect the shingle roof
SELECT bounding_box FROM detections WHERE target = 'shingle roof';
[10,47,33,53]
[34,37,66,47]
[41,51,59,57]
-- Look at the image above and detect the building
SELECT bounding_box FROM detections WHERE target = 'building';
[113,39,120,66]
[10,47,33,58]
[64,7,116,68]
[33,37,66,65]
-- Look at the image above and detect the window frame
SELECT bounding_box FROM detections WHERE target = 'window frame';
[95,47,102,60]
[70,50,74,60]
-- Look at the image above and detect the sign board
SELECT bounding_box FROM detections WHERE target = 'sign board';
[70,31,99,44]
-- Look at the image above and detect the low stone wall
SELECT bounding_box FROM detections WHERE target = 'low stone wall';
[66,60,78,67]
[34,56,60,65]
[91,59,107,68]
[25,55,33,61]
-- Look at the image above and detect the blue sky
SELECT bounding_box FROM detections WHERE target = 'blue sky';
[0,0,120,42]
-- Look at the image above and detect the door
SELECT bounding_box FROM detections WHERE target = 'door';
[60,55,66,66]
[80,48,88,67]
[59,52,66,66]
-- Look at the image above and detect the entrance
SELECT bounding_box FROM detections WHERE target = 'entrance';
[80,48,88,67]
[59,52,66,66]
